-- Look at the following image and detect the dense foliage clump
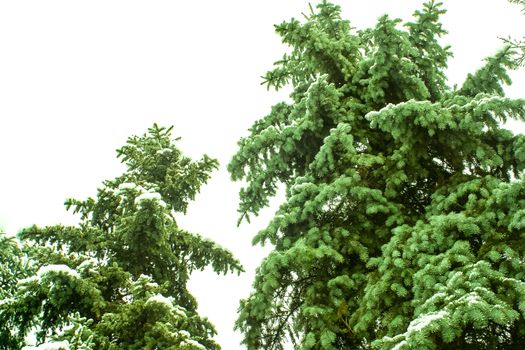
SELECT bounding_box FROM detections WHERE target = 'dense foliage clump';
[229,1,525,349]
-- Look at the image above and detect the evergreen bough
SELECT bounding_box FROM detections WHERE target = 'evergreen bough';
[507,0,525,66]
[229,1,525,349]
[0,124,242,350]
[0,233,29,349]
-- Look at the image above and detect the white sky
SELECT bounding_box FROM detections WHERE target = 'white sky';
[0,1,524,348]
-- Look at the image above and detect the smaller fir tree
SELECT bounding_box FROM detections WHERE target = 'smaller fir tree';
[0,124,242,350]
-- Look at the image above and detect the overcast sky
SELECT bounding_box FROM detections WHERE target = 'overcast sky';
[1,0,524,348]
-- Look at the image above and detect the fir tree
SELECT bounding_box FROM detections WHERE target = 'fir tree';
[0,124,243,350]
[229,1,525,349]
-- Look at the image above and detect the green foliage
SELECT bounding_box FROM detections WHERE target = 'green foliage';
[229,1,525,349]
[0,124,242,349]
[0,233,27,299]
[506,0,525,66]
[0,233,30,349]
[509,0,525,9]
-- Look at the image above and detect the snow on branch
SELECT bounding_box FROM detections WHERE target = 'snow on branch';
[145,294,187,318]
[383,310,449,350]
[22,340,70,350]
[37,264,80,279]
[134,191,167,208]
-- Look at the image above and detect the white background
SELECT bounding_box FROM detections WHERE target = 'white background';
[1,1,524,348]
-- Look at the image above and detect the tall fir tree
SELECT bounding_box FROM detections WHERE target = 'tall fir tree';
[229,1,525,349]
[0,124,242,350]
